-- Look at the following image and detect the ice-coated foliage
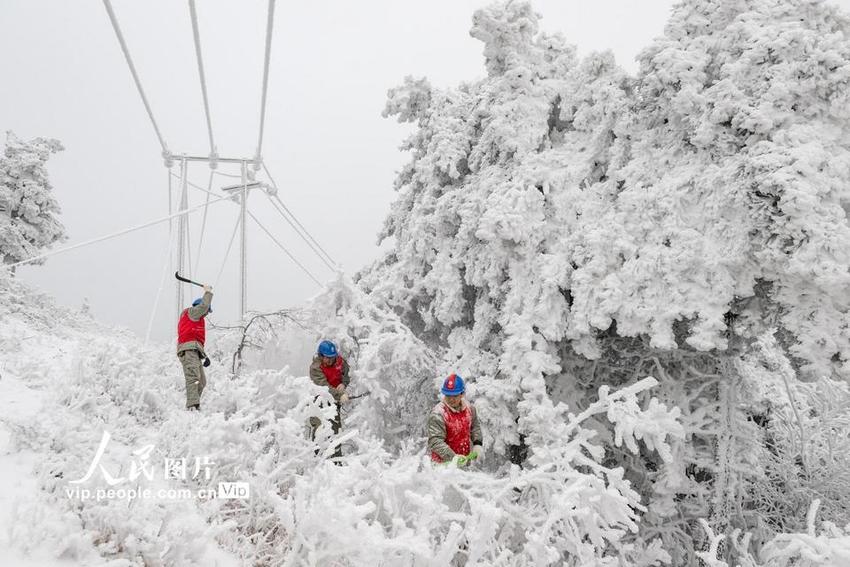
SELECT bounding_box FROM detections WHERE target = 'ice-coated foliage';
[632,0,850,378]
[739,334,850,535]
[361,0,850,459]
[227,274,440,453]
[0,131,66,267]
[357,0,850,562]
[697,501,850,567]
[1,273,685,566]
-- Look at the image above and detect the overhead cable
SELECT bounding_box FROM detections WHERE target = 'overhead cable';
[254,0,276,166]
[261,161,339,270]
[188,0,218,165]
[174,172,324,288]
[6,194,231,270]
[102,0,172,164]
[248,210,322,287]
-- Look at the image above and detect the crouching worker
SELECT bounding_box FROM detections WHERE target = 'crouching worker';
[177,285,213,411]
[308,340,351,457]
[428,373,483,467]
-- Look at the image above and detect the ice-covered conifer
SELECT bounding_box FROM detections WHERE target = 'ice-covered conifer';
[0,131,66,269]
[363,0,850,458]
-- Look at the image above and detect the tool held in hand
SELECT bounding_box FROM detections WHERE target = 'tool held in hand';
[175,272,206,288]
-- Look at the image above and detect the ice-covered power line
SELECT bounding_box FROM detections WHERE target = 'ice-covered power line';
[254,0,276,167]
[171,171,326,289]
[248,210,323,287]
[188,0,218,166]
[268,192,338,270]
[264,192,337,272]
[261,161,338,269]
[146,219,177,344]
[102,0,172,164]
[176,159,190,311]
[193,170,215,276]
[101,0,330,321]
[214,215,242,289]
[184,170,337,274]
[5,194,231,270]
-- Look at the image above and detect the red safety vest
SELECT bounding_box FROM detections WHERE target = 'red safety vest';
[177,309,206,346]
[431,402,473,462]
[320,356,346,388]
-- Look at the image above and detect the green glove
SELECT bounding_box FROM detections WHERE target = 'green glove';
[454,452,479,468]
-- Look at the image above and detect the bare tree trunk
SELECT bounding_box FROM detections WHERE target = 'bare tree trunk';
[224,310,296,377]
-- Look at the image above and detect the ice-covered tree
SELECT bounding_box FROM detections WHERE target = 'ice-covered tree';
[0,131,66,270]
[628,0,850,379]
[362,1,630,459]
[359,0,850,561]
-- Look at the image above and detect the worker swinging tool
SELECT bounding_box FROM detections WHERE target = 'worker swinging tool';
[175,272,213,411]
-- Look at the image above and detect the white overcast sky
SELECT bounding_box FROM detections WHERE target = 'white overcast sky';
[2,0,849,341]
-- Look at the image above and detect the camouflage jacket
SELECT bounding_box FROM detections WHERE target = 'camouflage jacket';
[176,291,213,356]
[309,354,351,402]
[427,400,483,462]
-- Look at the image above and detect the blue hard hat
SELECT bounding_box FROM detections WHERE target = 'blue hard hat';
[192,298,212,313]
[441,373,465,396]
[318,340,338,357]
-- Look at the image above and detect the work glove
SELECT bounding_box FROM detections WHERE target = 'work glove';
[203,284,213,293]
[453,453,475,468]
[339,392,351,404]
[472,445,483,462]
[203,356,211,368]
[335,384,346,392]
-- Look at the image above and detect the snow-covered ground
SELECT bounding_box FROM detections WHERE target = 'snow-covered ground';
[0,274,689,566]
[1,275,849,567]
[0,350,77,567]
[0,281,247,566]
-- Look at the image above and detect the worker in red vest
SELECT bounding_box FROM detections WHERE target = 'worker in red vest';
[308,340,351,452]
[177,285,213,411]
[428,373,483,466]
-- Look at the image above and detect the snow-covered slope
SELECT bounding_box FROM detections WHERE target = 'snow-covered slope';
[0,276,245,565]
[3,274,850,566]
[0,274,692,566]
